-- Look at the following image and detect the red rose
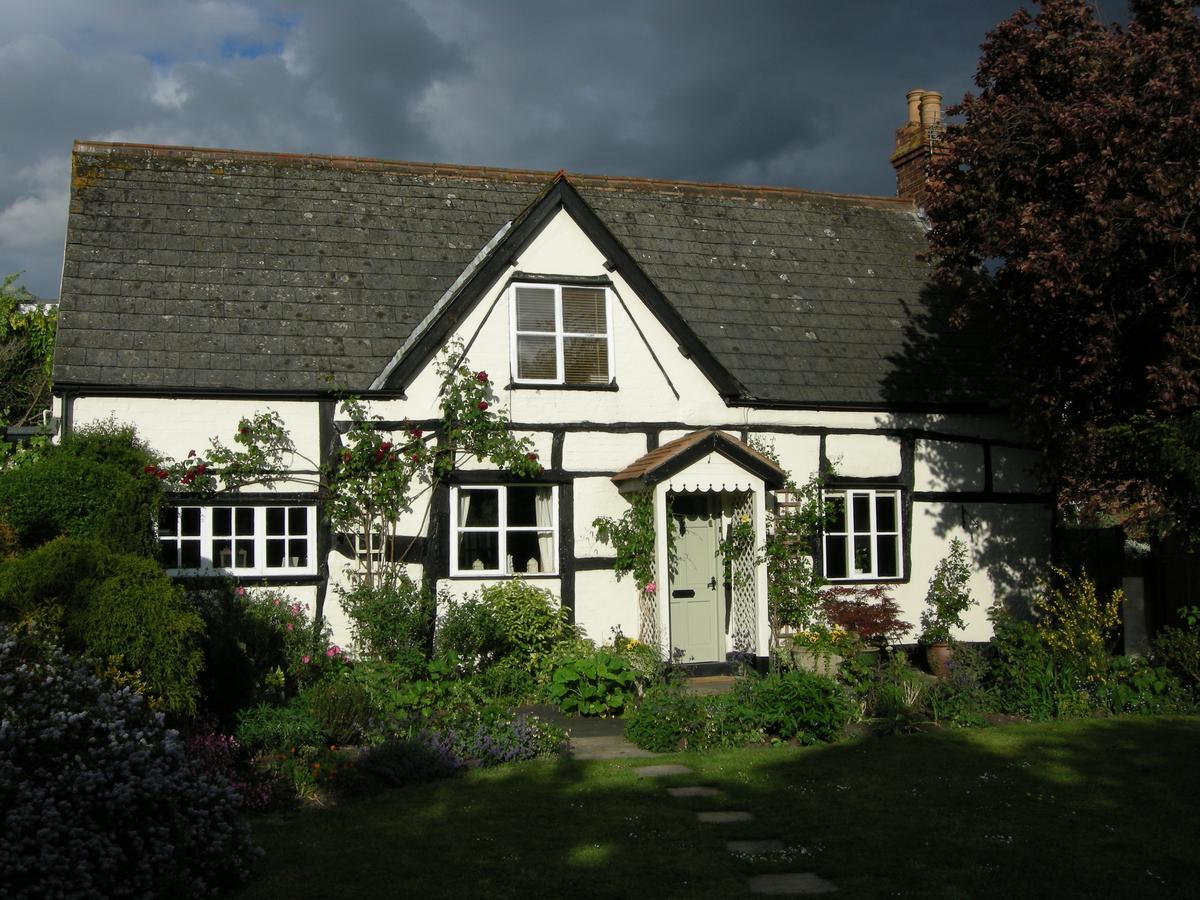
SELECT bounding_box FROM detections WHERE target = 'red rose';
[410,428,422,439]
[477,400,489,411]
[411,454,420,463]
[476,371,488,383]
[196,464,207,475]
[143,465,156,474]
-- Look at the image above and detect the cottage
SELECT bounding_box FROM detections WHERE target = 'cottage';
[52,92,1051,669]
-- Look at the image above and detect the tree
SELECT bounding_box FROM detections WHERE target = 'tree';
[0,273,56,429]
[926,0,1200,538]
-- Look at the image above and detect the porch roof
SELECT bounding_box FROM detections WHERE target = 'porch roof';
[610,428,786,490]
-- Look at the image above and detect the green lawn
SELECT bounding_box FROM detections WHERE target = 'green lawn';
[233,716,1200,899]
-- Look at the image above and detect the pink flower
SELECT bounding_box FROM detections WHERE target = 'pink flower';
[325,645,341,658]
[301,655,310,665]
[286,623,294,632]
[645,581,657,593]
[234,586,246,597]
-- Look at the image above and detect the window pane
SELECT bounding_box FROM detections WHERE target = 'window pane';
[515,287,556,332]
[851,494,871,534]
[517,334,557,380]
[508,530,550,574]
[160,542,180,568]
[561,287,606,333]
[563,337,609,384]
[214,539,234,568]
[181,507,201,536]
[235,539,255,568]
[288,508,308,535]
[235,507,255,536]
[877,535,899,577]
[158,508,178,536]
[266,538,285,568]
[266,507,285,536]
[180,540,202,569]
[213,507,232,536]
[876,493,897,532]
[825,495,846,533]
[460,489,498,527]
[853,535,873,573]
[507,486,538,526]
[288,539,308,567]
[825,535,848,578]
[458,532,499,570]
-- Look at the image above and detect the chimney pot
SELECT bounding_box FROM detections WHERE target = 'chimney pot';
[919,91,943,129]
[906,89,924,126]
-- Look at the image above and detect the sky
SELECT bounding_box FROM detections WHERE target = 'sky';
[0,0,1035,300]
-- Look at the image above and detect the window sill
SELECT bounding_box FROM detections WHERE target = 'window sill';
[506,381,618,392]
[169,572,321,584]
[823,576,908,585]
[449,572,560,580]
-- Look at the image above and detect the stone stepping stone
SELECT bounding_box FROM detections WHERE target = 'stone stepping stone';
[634,764,694,778]
[696,811,753,823]
[666,786,722,798]
[748,873,837,895]
[727,839,785,854]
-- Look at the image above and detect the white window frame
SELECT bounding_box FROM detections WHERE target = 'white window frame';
[822,488,903,581]
[449,484,559,577]
[509,282,614,385]
[158,504,318,577]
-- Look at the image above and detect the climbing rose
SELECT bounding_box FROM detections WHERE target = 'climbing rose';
[476,371,488,382]
[645,582,657,593]
[477,400,489,411]
[410,427,422,438]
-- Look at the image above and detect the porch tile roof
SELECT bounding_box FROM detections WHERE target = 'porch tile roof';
[611,429,786,489]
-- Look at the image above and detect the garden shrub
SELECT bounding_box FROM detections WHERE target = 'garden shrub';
[471,655,541,705]
[547,650,636,716]
[0,627,258,897]
[355,736,463,787]
[749,670,854,743]
[0,421,159,555]
[432,710,567,766]
[1094,655,1192,715]
[1033,566,1122,682]
[337,571,435,677]
[927,644,992,726]
[300,674,376,746]
[235,700,327,755]
[184,731,272,812]
[821,584,913,647]
[241,586,336,688]
[480,578,574,671]
[437,592,506,671]
[0,537,205,714]
[990,609,1089,720]
[624,682,706,752]
[609,631,663,686]
[1151,609,1200,691]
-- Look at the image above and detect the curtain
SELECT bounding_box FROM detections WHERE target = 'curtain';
[535,487,554,572]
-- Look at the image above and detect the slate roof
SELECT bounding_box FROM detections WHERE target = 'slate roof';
[55,141,994,406]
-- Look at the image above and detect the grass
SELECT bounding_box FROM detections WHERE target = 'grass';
[233,715,1200,899]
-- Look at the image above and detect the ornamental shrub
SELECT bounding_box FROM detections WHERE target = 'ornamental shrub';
[624,683,706,752]
[299,674,376,746]
[1033,567,1123,682]
[0,627,259,897]
[337,571,435,677]
[0,537,205,714]
[437,592,506,671]
[431,709,567,767]
[480,578,574,671]
[749,670,854,744]
[355,736,464,787]
[0,420,159,555]
[1152,623,1200,691]
[235,700,327,756]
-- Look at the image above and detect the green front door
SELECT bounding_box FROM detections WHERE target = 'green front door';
[669,499,723,663]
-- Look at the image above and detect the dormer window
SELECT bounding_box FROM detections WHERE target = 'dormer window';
[511,283,612,385]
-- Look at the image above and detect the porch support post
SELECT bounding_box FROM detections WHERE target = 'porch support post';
[753,484,770,657]
[653,482,671,660]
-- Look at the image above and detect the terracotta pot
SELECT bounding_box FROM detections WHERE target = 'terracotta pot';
[926,642,954,678]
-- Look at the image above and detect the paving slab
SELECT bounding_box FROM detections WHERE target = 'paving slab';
[634,763,694,778]
[696,811,754,823]
[666,786,722,798]
[748,873,838,895]
[727,839,785,854]
[570,735,657,760]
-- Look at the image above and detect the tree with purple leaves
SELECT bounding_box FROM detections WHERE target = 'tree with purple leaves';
[927,0,1199,539]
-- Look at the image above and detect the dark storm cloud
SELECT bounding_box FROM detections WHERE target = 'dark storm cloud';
[0,0,1024,298]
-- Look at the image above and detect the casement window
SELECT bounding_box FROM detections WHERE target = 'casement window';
[157,504,318,577]
[450,484,558,576]
[510,283,612,385]
[822,489,903,580]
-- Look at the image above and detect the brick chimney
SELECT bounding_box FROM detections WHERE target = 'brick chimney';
[890,88,945,209]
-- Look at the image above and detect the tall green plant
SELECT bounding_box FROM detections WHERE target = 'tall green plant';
[0,272,56,430]
[920,538,976,644]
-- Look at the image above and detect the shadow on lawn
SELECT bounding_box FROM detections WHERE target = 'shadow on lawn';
[236,717,1199,900]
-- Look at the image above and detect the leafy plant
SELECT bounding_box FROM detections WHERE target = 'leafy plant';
[547,650,636,716]
[1152,619,1200,690]
[0,272,56,430]
[624,682,705,752]
[593,490,656,593]
[337,571,435,677]
[476,578,574,674]
[927,644,992,726]
[749,670,855,744]
[1096,655,1191,715]
[299,674,376,746]
[920,538,975,644]
[235,700,327,756]
[989,604,1089,720]
[1032,566,1122,682]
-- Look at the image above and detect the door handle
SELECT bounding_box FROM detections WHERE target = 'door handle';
[707,576,717,590]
